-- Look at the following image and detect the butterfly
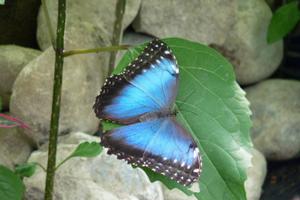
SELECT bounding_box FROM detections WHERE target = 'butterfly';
[93,39,202,186]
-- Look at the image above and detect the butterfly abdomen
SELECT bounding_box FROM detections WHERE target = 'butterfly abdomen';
[138,110,175,122]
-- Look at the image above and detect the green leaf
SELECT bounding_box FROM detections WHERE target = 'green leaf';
[0,0,5,5]
[56,142,103,170]
[15,163,37,178]
[106,38,252,200]
[267,1,300,43]
[0,165,25,200]
[102,120,122,132]
[70,142,102,158]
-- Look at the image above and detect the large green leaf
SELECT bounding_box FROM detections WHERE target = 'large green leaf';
[0,165,25,200]
[103,38,252,199]
[267,1,300,43]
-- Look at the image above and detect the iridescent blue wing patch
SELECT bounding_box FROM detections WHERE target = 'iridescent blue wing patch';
[101,117,201,186]
[94,39,179,124]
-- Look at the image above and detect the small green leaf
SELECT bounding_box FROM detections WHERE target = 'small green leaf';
[0,0,5,5]
[0,165,25,200]
[70,142,102,158]
[108,38,252,200]
[15,163,37,178]
[102,120,122,132]
[267,1,300,43]
[56,142,103,170]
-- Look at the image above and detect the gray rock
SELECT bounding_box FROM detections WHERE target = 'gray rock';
[222,0,283,84]
[24,132,163,200]
[0,45,41,109]
[246,79,300,160]
[133,0,235,45]
[0,125,33,169]
[132,0,283,85]
[245,148,267,200]
[10,23,110,145]
[37,0,141,50]
[122,31,154,46]
[162,184,197,200]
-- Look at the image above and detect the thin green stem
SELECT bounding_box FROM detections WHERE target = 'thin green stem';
[44,0,66,199]
[54,156,72,171]
[63,45,130,57]
[108,0,127,75]
[41,0,56,48]
[34,162,47,172]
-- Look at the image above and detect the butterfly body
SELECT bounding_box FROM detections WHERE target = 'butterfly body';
[94,39,202,186]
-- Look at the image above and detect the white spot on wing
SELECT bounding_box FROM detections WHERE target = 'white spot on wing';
[194,148,199,158]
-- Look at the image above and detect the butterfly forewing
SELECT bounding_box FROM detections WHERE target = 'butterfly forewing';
[94,39,179,124]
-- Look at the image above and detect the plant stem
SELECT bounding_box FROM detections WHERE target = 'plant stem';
[34,162,47,172]
[108,0,127,75]
[54,155,71,171]
[63,45,130,57]
[41,0,56,48]
[44,0,66,199]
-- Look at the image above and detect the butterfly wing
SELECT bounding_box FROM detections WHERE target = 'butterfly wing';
[101,117,202,186]
[93,39,179,124]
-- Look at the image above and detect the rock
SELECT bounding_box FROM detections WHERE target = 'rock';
[10,23,110,145]
[132,0,283,85]
[0,45,41,110]
[37,0,141,50]
[0,0,40,47]
[222,0,283,84]
[0,125,33,169]
[246,79,300,160]
[162,184,197,200]
[133,0,235,45]
[24,132,163,200]
[122,31,154,46]
[245,148,267,200]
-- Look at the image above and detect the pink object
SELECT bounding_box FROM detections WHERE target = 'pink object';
[0,113,30,129]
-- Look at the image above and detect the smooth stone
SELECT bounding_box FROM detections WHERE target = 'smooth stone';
[10,23,110,145]
[245,148,267,200]
[0,125,33,169]
[24,132,163,200]
[162,184,197,200]
[0,45,41,109]
[132,0,283,85]
[37,0,141,50]
[246,79,300,160]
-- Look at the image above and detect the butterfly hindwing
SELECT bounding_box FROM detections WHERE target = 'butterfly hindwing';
[93,39,179,124]
[101,117,202,186]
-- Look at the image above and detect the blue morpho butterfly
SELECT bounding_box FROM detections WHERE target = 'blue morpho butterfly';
[93,39,202,186]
